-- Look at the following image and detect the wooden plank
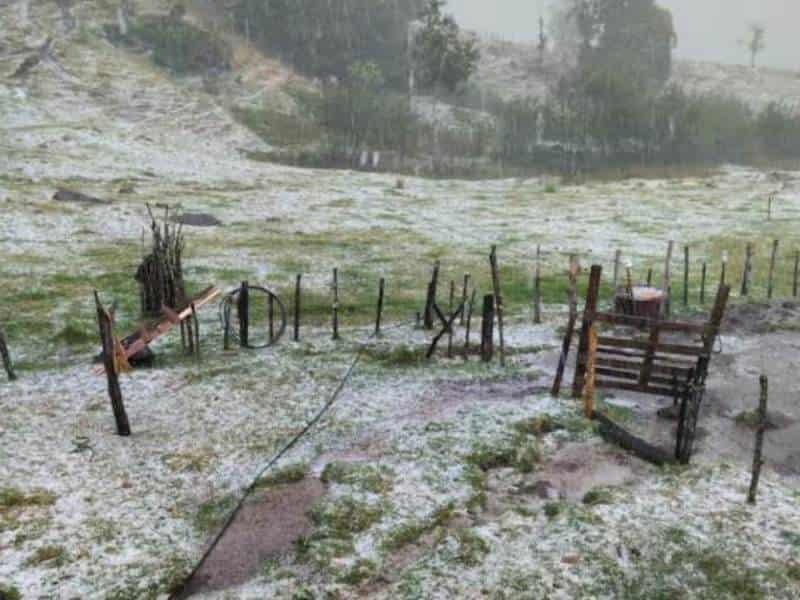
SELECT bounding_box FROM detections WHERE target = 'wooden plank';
[595,379,677,398]
[595,357,692,379]
[595,367,684,389]
[639,322,661,387]
[593,311,706,334]
[596,336,706,357]
[593,347,697,368]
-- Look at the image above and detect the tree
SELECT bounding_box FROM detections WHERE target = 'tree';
[412,0,480,94]
[744,24,766,68]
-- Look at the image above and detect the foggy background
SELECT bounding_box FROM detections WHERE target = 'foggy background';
[448,0,798,71]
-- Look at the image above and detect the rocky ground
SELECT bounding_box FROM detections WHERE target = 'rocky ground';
[2,2,800,599]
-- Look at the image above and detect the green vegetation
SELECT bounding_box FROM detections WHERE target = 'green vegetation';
[24,544,67,568]
[363,345,427,369]
[582,487,615,506]
[454,528,489,566]
[310,496,383,536]
[0,488,56,511]
[195,494,237,533]
[255,463,308,488]
[320,461,393,494]
[381,502,456,551]
[128,16,231,75]
[337,558,377,585]
[0,584,21,600]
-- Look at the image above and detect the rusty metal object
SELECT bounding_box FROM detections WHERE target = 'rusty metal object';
[614,286,665,320]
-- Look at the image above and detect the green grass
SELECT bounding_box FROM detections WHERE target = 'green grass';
[195,494,238,534]
[320,461,393,493]
[24,545,67,568]
[255,463,308,488]
[0,488,57,511]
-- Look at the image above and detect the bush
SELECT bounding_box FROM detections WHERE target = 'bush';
[129,17,231,74]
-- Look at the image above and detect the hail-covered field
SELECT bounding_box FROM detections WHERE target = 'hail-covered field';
[3,4,800,599]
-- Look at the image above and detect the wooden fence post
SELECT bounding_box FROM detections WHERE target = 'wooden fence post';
[480,294,495,363]
[268,293,275,343]
[464,288,476,358]
[94,291,131,436]
[294,274,301,342]
[700,261,707,305]
[238,280,249,348]
[767,239,779,300]
[582,324,597,419]
[533,245,542,324]
[748,375,768,504]
[721,251,728,287]
[647,268,653,287]
[741,243,753,297]
[489,246,506,366]
[794,250,799,298]
[0,329,17,381]
[460,274,469,326]
[612,249,621,290]
[551,255,579,397]
[447,280,455,358]
[424,261,440,330]
[572,265,602,398]
[662,240,674,307]
[683,245,690,307]
[332,268,340,341]
[191,303,200,360]
[375,278,385,337]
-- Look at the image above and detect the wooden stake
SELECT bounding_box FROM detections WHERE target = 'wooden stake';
[767,239,779,300]
[700,261,707,304]
[741,243,753,297]
[447,280,455,358]
[721,251,728,287]
[551,256,579,397]
[293,274,301,342]
[683,245,690,307]
[424,261,440,330]
[268,293,275,343]
[572,265,602,398]
[480,294,495,363]
[662,240,674,315]
[0,329,17,381]
[533,245,542,324]
[647,268,653,287]
[464,288,476,358]
[191,303,200,360]
[747,375,768,504]
[375,278,385,336]
[489,246,506,366]
[223,303,231,350]
[94,291,130,437]
[332,268,339,341]
[582,324,597,419]
[612,249,622,290]
[460,274,469,325]
[238,280,249,348]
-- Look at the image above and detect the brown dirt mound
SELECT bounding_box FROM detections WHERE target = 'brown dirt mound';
[179,478,325,597]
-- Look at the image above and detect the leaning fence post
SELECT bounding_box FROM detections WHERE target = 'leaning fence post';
[741,243,753,297]
[551,255,579,397]
[489,246,506,366]
[533,245,542,324]
[238,280,249,348]
[375,278,385,336]
[747,375,768,505]
[582,324,597,419]
[94,291,131,437]
[293,274,301,342]
[480,294,495,362]
[767,239,779,300]
[721,250,728,287]
[0,328,17,381]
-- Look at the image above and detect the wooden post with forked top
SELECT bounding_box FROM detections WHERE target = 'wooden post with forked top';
[94,291,131,437]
